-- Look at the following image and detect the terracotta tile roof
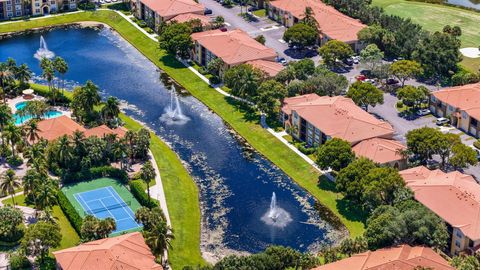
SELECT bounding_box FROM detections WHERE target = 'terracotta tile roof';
[36,117,127,142]
[37,115,85,142]
[191,29,277,65]
[83,125,127,139]
[353,137,406,165]
[247,59,285,77]
[313,245,454,270]
[269,0,366,42]
[281,93,320,115]
[168,12,211,25]
[140,0,204,18]
[432,83,480,120]
[283,94,394,144]
[400,166,480,241]
[53,232,162,270]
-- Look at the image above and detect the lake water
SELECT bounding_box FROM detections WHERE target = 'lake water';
[446,0,480,9]
[0,27,341,259]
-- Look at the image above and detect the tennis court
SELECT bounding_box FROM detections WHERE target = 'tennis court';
[74,186,141,234]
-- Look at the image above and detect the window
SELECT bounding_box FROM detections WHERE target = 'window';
[35,3,40,7]
[6,6,12,11]
[7,12,13,17]
[35,8,40,12]
[456,230,463,238]
[472,118,478,126]
[15,10,21,16]
[448,105,454,111]
[15,0,20,3]
[462,111,468,119]
[455,240,461,248]
[51,1,55,4]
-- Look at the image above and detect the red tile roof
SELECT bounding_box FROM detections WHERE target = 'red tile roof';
[247,59,285,77]
[313,245,453,270]
[269,0,366,42]
[353,137,406,165]
[36,116,127,142]
[400,166,480,241]
[191,29,277,65]
[283,94,394,144]
[140,0,204,18]
[37,116,85,142]
[53,232,162,270]
[432,83,480,120]
[168,12,211,25]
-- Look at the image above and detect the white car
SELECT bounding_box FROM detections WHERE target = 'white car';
[416,109,431,116]
[436,117,450,126]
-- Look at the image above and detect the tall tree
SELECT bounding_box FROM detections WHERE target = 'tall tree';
[40,58,56,105]
[316,138,355,171]
[158,22,193,59]
[255,80,287,117]
[101,96,121,124]
[0,169,21,206]
[4,123,22,157]
[0,63,14,103]
[396,85,428,109]
[0,104,12,146]
[53,57,68,96]
[15,64,33,87]
[346,81,384,111]
[140,161,156,206]
[389,60,423,87]
[23,119,40,145]
[143,220,174,259]
[224,64,265,99]
[22,222,61,264]
[283,23,318,48]
[360,44,384,71]
[318,40,354,68]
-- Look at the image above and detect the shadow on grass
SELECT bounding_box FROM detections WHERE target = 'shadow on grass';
[225,96,260,124]
[160,55,186,69]
[107,2,130,11]
[317,175,368,227]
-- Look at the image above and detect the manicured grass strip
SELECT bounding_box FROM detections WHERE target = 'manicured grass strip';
[121,114,205,269]
[372,0,480,72]
[0,10,366,237]
[3,194,81,251]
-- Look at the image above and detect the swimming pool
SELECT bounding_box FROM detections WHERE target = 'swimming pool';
[14,101,62,125]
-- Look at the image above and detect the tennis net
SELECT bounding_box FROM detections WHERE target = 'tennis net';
[85,201,131,215]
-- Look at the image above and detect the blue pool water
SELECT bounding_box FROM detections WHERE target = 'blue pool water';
[0,28,343,257]
[13,101,62,125]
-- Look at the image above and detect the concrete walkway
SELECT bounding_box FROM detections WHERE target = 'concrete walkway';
[147,150,172,227]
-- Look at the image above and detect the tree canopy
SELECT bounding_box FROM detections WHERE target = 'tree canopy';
[316,138,355,171]
[318,40,354,67]
[389,60,423,87]
[346,81,384,111]
[158,22,193,59]
[283,23,318,47]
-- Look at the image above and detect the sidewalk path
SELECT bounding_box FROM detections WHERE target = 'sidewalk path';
[147,150,172,227]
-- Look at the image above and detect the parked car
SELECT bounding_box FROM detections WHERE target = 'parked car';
[219,26,228,32]
[352,56,360,64]
[468,145,480,160]
[248,6,258,11]
[355,75,367,81]
[204,8,213,15]
[416,109,431,116]
[343,58,354,66]
[386,78,399,85]
[277,57,287,66]
[364,78,376,84]
[436,117,450,126]
[360,69,372,77]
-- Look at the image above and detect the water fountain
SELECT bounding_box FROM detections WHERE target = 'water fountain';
[261,192,292,228]
[34,36,55,60]
[159,90,190,125]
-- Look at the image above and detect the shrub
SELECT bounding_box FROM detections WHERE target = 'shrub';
[62,166,128,184]
[198,67,208,75]
[146,28,154,34]
[78,2,96,10]
[57,191,82,234]
[474,139,480,150]
[9,252,31,270]
[209,76,221,85]
[296,142,316,155]
[36,256,56,270]
[6,155,23,167]
[129,180,159,208]
[396,101,404,109]
[137,20,147,28]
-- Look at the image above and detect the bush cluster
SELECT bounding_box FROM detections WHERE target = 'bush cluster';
[57,191,82,234]
[129,180,159,208]
[62,166,128,184]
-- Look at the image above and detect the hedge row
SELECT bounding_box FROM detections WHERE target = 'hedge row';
[57,190,82,234]
[129,180,159,208]
[62,166,128,184]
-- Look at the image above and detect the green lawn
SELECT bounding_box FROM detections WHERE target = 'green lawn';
[0,8,365,243]
[253,9,267,17]
[3,194,80,252]
[121,115,205,269]
[372,0,480,72]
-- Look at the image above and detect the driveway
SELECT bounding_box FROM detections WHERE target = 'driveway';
[200,0,291,60]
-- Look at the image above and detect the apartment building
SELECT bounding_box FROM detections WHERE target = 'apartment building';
[267,0,366,51]
[191,29,277,74]
[400,166,480,255]
[0,0,26,20]
[430,83,480,138]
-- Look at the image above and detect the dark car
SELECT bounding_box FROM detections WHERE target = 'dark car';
[386,78,399,85]
[204,8,213,15]
[248,6,258,11]
[343,58,353,66]
[360,69,372,77]
[219,26,228,32]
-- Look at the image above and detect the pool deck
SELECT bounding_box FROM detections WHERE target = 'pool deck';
[7,95,72,123]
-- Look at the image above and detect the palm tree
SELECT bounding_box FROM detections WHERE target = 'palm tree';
[143,220,174,259]
[112,139,127,169]
[40,58,56,106]
[34,179,58,211]
[24,142,47,173]
[0,63,14,103]
[53,57,68,97]
[124,131,137,165]
[140,161,156,206]
[57,135,73,168]
[101,96,121,124]
[82,80,101,116]
[15,64,33,87]
[23,119,40,145]
[4,123,22,157]
[0,104,12,146]
[23,169,40,200]
[0,169,21,206]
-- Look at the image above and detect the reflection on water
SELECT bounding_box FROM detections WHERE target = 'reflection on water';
[0,27,344,260]
[446,0,480,9]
